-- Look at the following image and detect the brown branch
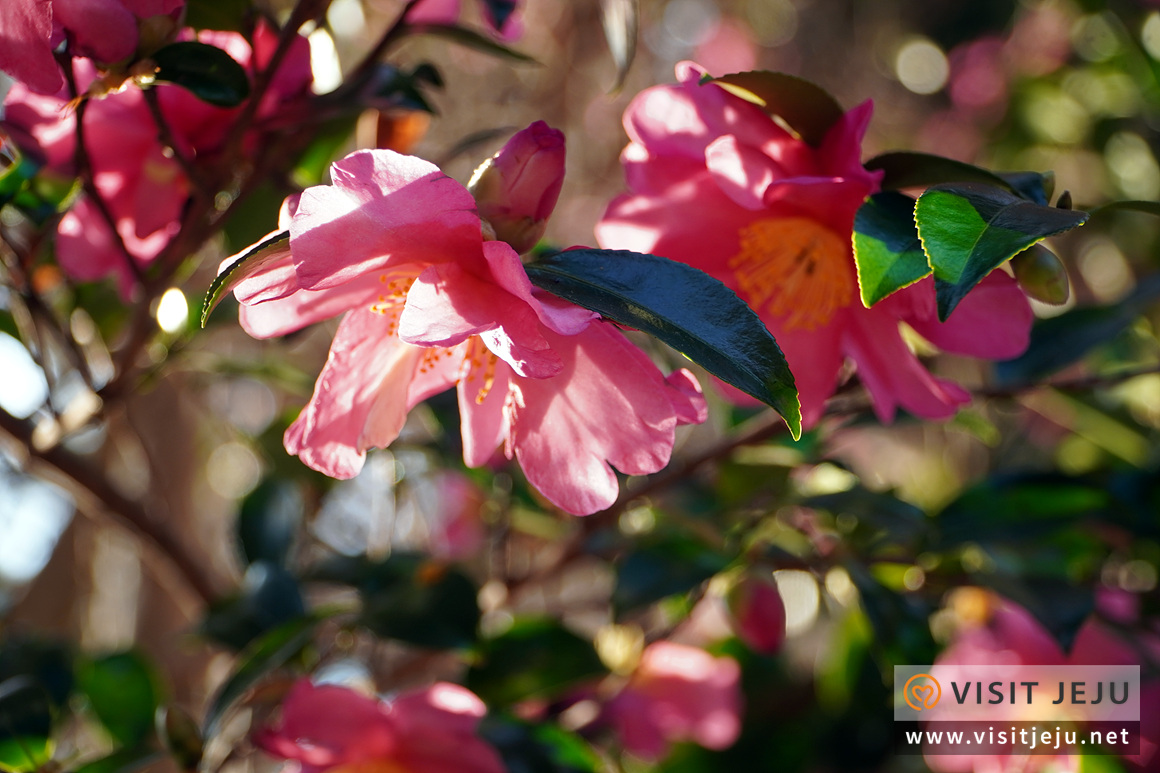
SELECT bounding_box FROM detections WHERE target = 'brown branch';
[0,407,220,606]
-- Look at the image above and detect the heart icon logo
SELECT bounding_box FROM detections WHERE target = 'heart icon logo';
[904,674,941,711]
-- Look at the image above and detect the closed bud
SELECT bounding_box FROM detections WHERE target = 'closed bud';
[1012,243,1070,305]
[727,573,786,655]
[468,121,565,254]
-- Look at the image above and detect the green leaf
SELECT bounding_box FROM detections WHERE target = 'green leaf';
[600,0,638,91]
[1089,199,1160,218]
[613,536,728,613]
[999,171,1053,206]
[152,41,251,107]
[203,613,320,739]
[73,747,163,773]
[1010,244,1069,305]
[479,715,602,773]
[525,249,801,438]
[802,486,928,555]
[852,192,930,306]
[864,152,1016,192]
[155,705,203,771]
[308,554,480,649]
[0,677,53,773]
[406,24,535,62]
[183,0,249,31]
[201,230,290,327]
[994,275,1160,385]
[468,620,605,707]
[76,652,159,747]
[707,71,843,147]
[237,479,303,568]
[200,562,307,651]
[913,183,1088,320]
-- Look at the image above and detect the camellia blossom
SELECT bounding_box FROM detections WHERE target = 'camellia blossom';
[0,0,184,95]
[727,573,786,655]
[255,680,506,773]
[406,0,522,41]
[604,641,743,761]
[232,123,705,515]
[596,62,1034,427]
[3,26,313,295]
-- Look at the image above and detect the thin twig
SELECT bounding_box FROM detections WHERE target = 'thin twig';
[142,88,209,195]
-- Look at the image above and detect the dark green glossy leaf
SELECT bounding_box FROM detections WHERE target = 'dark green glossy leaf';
[999,171,1053,206]
[156,704,203,771]
[183,0,249,31]
[479,715,601,773]
[468,619,605,707]
[203,613,320,738]
[237,479,303,568]
[0,677,53,773]
[200,562,306,651]
[914,183,1088,320]
[152,41,251,107]
[1010,244,1069,305]
[406,24,535,62]
[852,192,930,306]
[0,157,39,208]
[76,652,159,746]
[201,230,290,327]
[600,0,638,91]
[613,536,729,613]
[864,151,1015,192]
[526,249,801,438]
[73,747,163,773]
[707,71,843,147]
[995,275,1160,385]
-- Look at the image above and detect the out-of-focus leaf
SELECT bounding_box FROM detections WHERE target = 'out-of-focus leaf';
[236,479,303,568]
[73,747,163,773]
[1089,199,1160,218]
[478,715,601,773]
[864,151,1015,192]
[1010,244,1069,305]
[707,71,843,147]
[0,639,72,709]
[852,192,930,306]
[406,24,535,62]
[613,536,729,613]
[310,554,480,649]
[0,677,53,773]
[152,42,251,107]
[0,156,39,208]
[201,230,290,327]
[203,613,320,738]
[994,275,1160,385]
[76,652,159,746]
[156,704,203,771]
[183,0,249,31]
[803,486,928,555]
[845,565,937,666]
[292,116,359,188]
[914,183,1088,320]
[200,562,306,651]
[468,620,605,708]
[600,0,638,91]
[935,473,1108,548]
[526,249,801,438]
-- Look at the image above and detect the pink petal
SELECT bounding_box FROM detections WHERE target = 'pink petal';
[900,273,1032,360]
[405,0,461,25]
[665,368,708,425]
[54,0,138,63]
[291,150,482,291]
[388,683,507,773]
[284,309,423,479]
[0,0,63,94]
[239,268,406,339]
[509,323,680,515]
[458,353,511,468]
[704,134,778,211]
[767,312,844,428]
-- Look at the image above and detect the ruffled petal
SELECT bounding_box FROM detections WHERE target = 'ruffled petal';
[0,0,63,94]
[900,273,1032,360]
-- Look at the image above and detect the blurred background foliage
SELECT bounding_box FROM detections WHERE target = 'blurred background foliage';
[0,0,1158,772]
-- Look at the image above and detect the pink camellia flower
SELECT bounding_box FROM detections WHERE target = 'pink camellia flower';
[3,25,312,295]
[596,62,1033,427]
[255,680,505,773]
[727,573,786,655]
[604,641,743,761]
[0,0,184,95]
[231,123,705,515]
[406,0,522,41]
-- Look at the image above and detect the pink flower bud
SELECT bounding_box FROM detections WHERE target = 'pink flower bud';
[468,120,565,254]
[727,574,786,655]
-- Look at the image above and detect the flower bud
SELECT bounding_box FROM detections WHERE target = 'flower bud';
[727,573,786,655]
[1011,243,1069,305]
[468,121,565,254]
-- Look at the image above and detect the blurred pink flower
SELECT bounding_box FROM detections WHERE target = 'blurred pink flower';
[422,470,485,561]
[406,0,522,41]
[596,61,1033,427]
[0,0,184,95]
[255,680,505,773]
[605,641,743,761]
[2,25,312,295]
[727,574,786,655]
[233,124,706,515]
